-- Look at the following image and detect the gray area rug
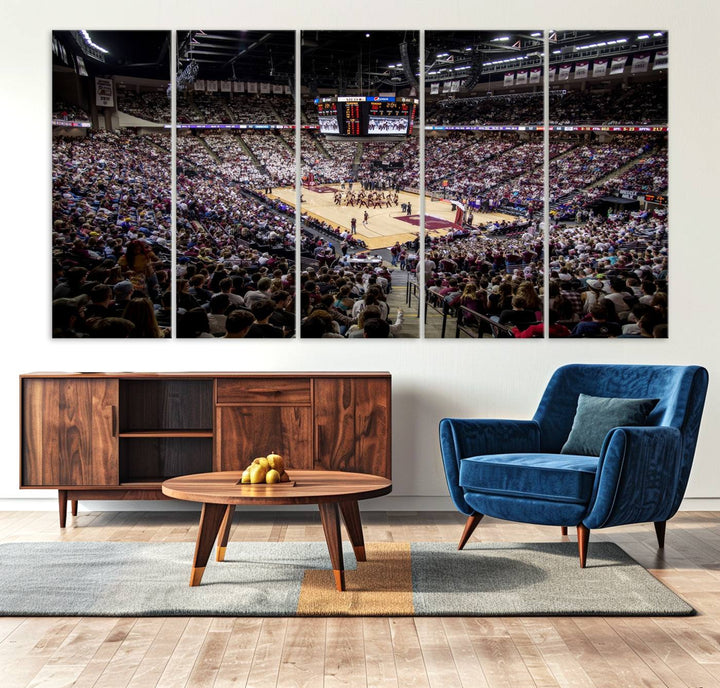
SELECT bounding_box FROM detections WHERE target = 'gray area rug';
[0,541,693,616]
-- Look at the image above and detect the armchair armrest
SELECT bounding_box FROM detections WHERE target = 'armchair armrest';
[584,425,683,529]
[439,418,540,515]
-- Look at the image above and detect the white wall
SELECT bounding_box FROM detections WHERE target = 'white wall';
[1,0,718,511]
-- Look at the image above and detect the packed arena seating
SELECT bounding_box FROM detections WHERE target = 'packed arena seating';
[116,89,171,123]
[52,130,172,337]
[52,58,668,339]
[240,131,295,186]
[176,92,294,124]
[423,131,666,218]
[426,81,667,126]
[53,101,90,122]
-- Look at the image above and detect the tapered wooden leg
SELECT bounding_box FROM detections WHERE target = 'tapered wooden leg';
[339,500,366,562]
[458,513,483,550]
[216,505,236,562]
[71,500,78,517]
[58,490,67,528]
[190,502,227,586]
[561,526,568,536]
[577,524,590,568]
[319,502,345,591]
[654,520,666,549]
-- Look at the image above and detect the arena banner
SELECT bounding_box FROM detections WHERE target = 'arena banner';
[504,72,514,87]
[574,62,589,79]
[548,66,556,82]
[632,54,650,73]
[76,55,88,77]
[516,71,528,85]
[529,68,541,84]
[610,56,627,75]
[220,81,231,92]
[593,60,608,77]
[430,82,440,95]
[558,65,571,81]
[442,81,452,93]
[273,84,284,94]
[95,77,114,107]
[247,81,258,93]
[260,82,271,94]
[284,85,291,94]
[233,81,244,93]
[451,80,460,93]
[193,80,206,91]
[653,50,668,70]
[206,80,218,92]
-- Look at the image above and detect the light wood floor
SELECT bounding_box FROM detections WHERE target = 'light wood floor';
[1,509,719,687]
[271,184,516,250]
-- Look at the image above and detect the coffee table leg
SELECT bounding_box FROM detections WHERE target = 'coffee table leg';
[190,502,227,586]
[216,505,236,562]
[339,500,366,562]
[318,502,345,591]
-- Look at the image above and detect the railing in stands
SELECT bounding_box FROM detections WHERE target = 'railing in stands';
[455,306,516,339]
[424,289,452,339]
[406,277,421,318]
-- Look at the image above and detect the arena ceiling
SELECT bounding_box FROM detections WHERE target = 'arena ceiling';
[53,31,170,80]
[177,31,295,84]
[54,29,667,90]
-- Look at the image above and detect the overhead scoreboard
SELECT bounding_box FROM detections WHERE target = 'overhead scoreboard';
[315,96,418,137]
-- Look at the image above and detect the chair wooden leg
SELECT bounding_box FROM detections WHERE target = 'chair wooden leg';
[577,524,590,568]
[561,526,568,536]
[458,513,483,550]
[654,520,666,549]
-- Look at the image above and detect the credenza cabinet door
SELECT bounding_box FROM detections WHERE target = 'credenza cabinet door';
[314,377,391,478]
[217,406,313,472]
[22,378,119,486]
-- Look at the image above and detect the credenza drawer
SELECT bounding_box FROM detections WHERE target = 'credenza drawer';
[216,378,312,405]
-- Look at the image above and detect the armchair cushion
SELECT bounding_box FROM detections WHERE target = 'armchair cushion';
[460,453,599,505]
[560,394,659,456]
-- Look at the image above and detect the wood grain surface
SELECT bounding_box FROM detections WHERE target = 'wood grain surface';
[162,470,392,506]
[0,511,719,687]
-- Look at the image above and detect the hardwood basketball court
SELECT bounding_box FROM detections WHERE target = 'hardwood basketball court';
[270,184,517,250]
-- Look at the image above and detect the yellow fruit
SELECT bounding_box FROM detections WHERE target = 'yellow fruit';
[267,452,285,473]
[279,471,290,482]
[252,457,270,470]
[266,469,280,484]
[240,468,251,484]
[249,464,267,484]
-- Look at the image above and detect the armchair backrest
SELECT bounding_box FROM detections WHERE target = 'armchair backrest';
[534,364,708,459]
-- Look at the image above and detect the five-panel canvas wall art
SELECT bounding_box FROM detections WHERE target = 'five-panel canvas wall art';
[52,30,668,339]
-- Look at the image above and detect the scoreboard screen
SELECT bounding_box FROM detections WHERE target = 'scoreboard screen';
[317,101,339,134]
[315,96,418,137]
[368,101,411,135]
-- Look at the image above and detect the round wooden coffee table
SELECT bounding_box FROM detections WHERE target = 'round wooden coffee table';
[162,470,392,591]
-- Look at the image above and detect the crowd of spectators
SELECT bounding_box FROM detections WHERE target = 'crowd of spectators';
[116,89,171,124]
[52,67,669,340]
[53,101,90,122]
[177,92,294,125]
[424,201,668,338]
[52,130,172,338]
[422,131,665,219]
[425,80,667,126]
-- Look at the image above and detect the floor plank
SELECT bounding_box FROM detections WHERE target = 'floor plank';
[1,510,720,688]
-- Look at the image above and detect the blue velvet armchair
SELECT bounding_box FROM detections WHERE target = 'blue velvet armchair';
[440,364,708,567]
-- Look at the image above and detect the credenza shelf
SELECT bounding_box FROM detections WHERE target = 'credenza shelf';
[118,431,214,438]
[20,372,391,527]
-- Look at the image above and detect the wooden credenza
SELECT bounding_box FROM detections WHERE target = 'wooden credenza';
[20,372,391,526]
